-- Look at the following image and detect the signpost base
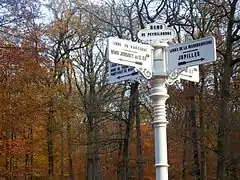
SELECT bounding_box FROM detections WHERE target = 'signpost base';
[150,77,169,180]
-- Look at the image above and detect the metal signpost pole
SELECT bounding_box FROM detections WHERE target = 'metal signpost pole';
[137,23,177,180]
[108,22,216,180]
[150,43,169,180]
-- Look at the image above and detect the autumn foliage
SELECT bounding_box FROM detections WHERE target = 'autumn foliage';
[1,0,240,180]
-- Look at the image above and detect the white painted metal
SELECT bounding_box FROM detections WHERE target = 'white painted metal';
[137,22,176,42]
[108,37,153,79]
[179,65,199,82]
[152,43,169,76]
[167,36,216,71]
[150,43,169,180]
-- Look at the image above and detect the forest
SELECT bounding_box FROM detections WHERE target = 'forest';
[0,0,239,180]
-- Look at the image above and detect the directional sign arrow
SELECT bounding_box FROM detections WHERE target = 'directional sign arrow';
[178,58,205,66]
[119,59,143,65]
[167,36,216,71]
[117,72,138,79]
[108,63,142,83]
[107,37,153,75]
[180,74,192,78]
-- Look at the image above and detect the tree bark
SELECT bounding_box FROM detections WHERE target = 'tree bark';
[122,120,132,179]
[29,127,33,180]
[216,1,238,179]
[189,83,200,180]
[122,82,138,180]
[25,127,33,180]
[93,147,101,180]
[67,120,74,180]
[86,80,100,180]
[135,82,143,180]
[117,85,127,180]
[217,63,232,180]
[47,112,54,179]
[117,122,123,180]
[86,114,94,180]
[217,2,236,178]
[60,125,64,180]
[199,69,207,180]
[25,153,29,180]
[181,110,189,180]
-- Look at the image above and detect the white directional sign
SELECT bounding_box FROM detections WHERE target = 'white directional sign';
[137,22,176,42]
[167,36,216,72]
[179,65,199,82]
[108,63,141,83]
[108,37,153,79]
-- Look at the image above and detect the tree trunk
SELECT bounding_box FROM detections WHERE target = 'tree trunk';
[86,115,94,180]
[86,122,100,180]
[67,120,74,180]
[199,72,207,180]
[24,127,33,180]
[29,127,33,180]
[117,122,123,180]
[217,63,232,180]
[60,126,64,180]
[117,85,127,180]
[47,114,54,179]
[24,154,29,180]
[217,1,237,178]
[189,83,200,180]
[135,82,143,180]
[122,121,132,180]
[122,82,138,180]
[9,131,14,180]
[93,148,101,180]
[181,110,189,180]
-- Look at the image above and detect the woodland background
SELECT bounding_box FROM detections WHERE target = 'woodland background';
[0,0,239,180]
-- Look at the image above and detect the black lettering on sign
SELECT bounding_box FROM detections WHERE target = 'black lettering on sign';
[110,68,116,72]
[120,52,134,58]
[128,67,134,72]
[178,51,200,60]
[188,69,193,74]
[116,70,123,74]
[113,41,121,46]
[188,40,212,49]
[170,47,179,53]
[111,50,119,55]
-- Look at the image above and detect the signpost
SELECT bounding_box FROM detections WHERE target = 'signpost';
[108,63,140,83]
[179,65,199,82]
[108,37,153,79]
[167,36,216,72]
[167,65,200,85]
[137,22,176,42]
[107,22,217,180]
